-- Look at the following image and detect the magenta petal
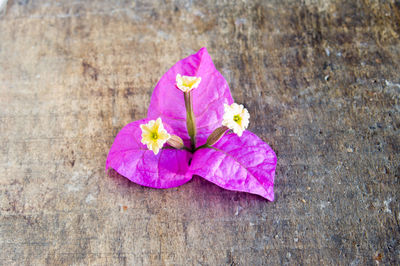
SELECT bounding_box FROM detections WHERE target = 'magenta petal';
[106,119,192,188]
[147,47,233,146]
[188,131,277,200]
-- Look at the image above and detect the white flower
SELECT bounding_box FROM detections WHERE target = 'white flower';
[140,118,171,155]
[176,74,201,92]
[222,103,250,137]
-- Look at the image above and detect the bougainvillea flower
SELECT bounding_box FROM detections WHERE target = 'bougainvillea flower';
[140,118,171,155]
[176,74,202,92]
[222,103,250,137]
[106,47,277,200]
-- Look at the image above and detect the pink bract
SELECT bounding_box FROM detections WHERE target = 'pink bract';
[187,131,276,201]
[147,47,234,146]
[106,48,277,200]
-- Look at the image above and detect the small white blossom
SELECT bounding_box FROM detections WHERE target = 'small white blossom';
[176,74,201,92]
[222,103,250,137]
[140,118,171,155]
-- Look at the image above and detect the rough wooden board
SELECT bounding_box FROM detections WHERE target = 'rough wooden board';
[0,0,399,265]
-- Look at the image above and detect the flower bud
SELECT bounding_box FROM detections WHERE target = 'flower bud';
[167,134,184,149]
[206,126,229,146]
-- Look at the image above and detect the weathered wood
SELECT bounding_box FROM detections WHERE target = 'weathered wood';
[0,0,399,265]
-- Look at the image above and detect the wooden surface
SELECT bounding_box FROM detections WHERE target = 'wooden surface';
[0,0,399,265]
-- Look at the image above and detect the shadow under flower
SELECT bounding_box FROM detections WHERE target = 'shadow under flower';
[107,168,269,203]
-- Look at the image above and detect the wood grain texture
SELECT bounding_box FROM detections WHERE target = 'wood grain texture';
[0,0,399,265]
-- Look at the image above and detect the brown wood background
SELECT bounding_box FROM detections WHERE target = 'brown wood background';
[0,0,399,265]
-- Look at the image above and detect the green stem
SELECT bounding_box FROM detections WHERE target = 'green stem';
[183,146,192,152]
[184,92,196,151]
[162,145,191,151]
[194,144,210,152]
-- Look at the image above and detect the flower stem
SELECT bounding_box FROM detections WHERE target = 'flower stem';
[194,144,210,152]
[184,91,196,151]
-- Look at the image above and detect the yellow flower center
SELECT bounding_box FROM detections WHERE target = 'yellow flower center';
[183,79,198,88]
[233,115,241,123]
[152,132,158,140]
[176,74,202,92]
